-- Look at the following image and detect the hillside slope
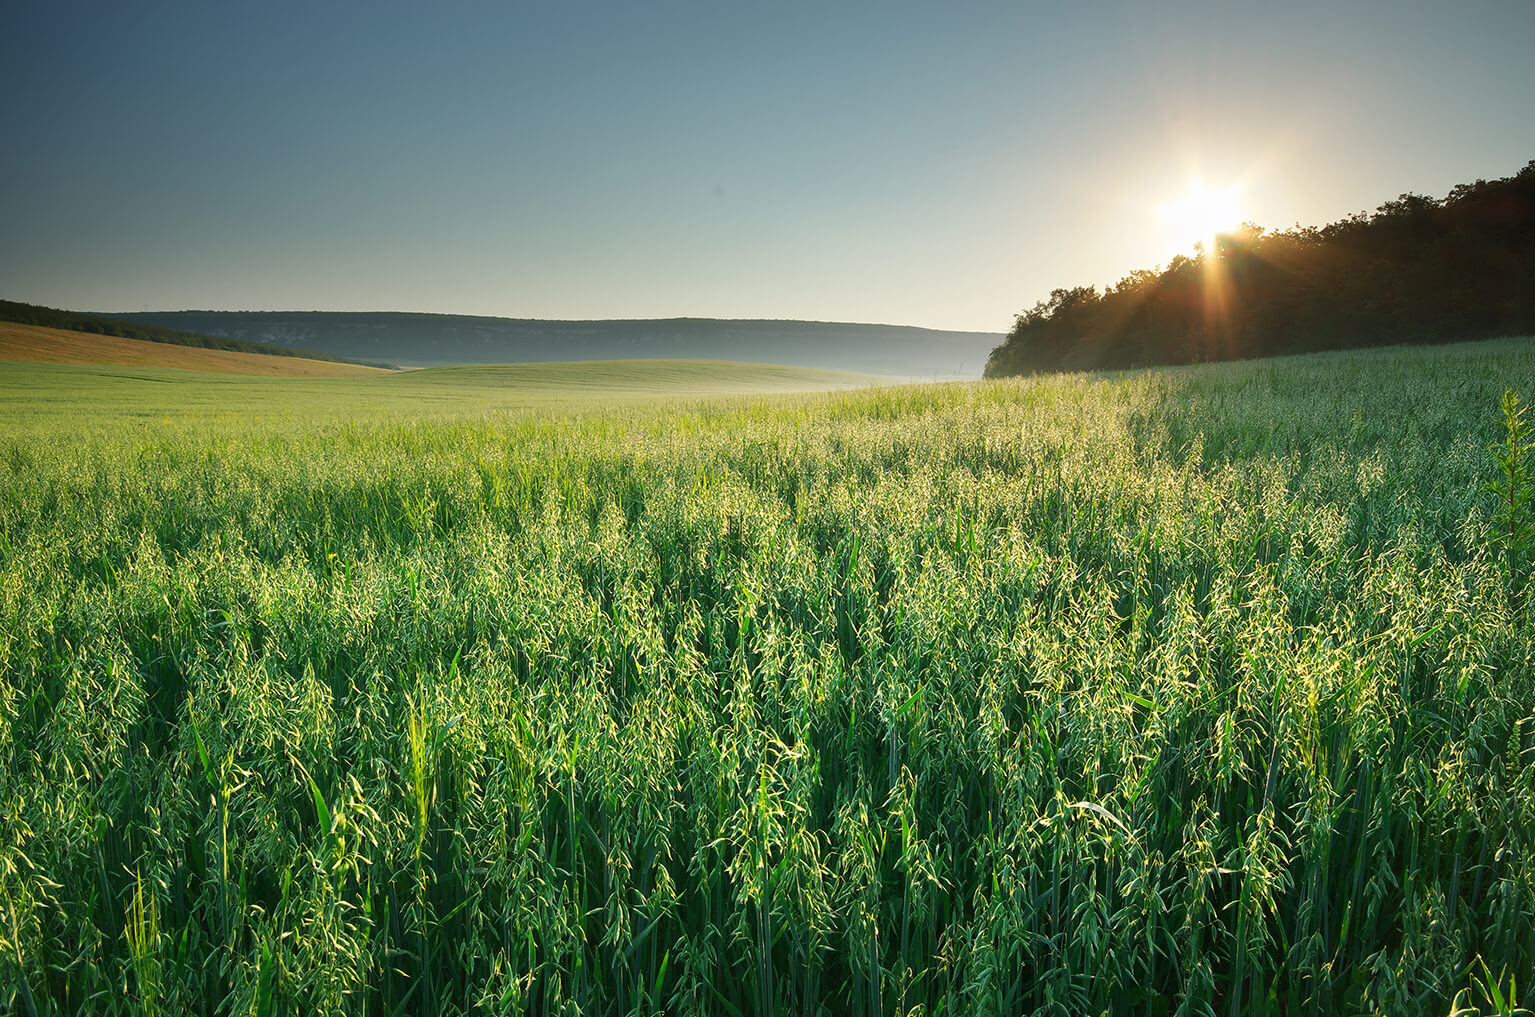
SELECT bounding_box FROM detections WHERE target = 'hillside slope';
[102,310,1000,377]
[0,321,389,376]
[0,357,889,434]
[1,299,391,368]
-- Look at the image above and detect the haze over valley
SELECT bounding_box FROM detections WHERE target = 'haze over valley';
[103,310,999,377]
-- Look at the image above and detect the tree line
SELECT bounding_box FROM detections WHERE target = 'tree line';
[985,160,1535,377]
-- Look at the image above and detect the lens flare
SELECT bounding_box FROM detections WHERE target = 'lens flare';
[1160,179,1242,255]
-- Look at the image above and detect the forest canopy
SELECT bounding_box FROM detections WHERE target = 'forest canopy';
[985,161,1535,377]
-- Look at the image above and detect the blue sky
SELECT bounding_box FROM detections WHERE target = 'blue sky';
[4,1,1532,332]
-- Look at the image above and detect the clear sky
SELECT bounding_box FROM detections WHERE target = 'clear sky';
[4,1,1532,333]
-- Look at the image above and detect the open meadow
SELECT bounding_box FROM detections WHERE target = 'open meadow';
[3,340,1533,1015]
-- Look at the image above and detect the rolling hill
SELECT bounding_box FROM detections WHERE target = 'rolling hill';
[0,321,390,377]
[0,299,391,368]
[100,310,1001,378]
[0,357,889,435]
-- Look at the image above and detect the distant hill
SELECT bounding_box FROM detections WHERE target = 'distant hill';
[98,311,1001,378]
[0,321,387,377]
[0,300,393,369]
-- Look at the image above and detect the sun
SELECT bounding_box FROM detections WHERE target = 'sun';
[1160,179,1242,256]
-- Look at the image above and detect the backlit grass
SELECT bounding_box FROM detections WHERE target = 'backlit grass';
[2,339,1533,1015]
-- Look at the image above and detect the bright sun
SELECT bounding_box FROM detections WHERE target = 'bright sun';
[1160,180,1242,256]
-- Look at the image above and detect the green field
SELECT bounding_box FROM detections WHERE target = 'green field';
[0,359,885,434]
[3,341,1533,1015]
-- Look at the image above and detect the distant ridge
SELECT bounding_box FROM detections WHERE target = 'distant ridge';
[1,300,394,369]
[101,310,1002,378]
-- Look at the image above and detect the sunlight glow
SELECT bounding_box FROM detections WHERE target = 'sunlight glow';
[1160,180,1243,256]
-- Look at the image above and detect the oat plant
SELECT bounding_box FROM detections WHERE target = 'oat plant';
[1490,388,1535,608]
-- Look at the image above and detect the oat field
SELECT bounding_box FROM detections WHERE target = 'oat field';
[3,343,1532,1016]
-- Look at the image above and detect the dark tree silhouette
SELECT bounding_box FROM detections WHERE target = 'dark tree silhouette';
[986,160,1535,377]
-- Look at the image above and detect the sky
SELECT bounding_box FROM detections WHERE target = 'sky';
[3,1,1532,333]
